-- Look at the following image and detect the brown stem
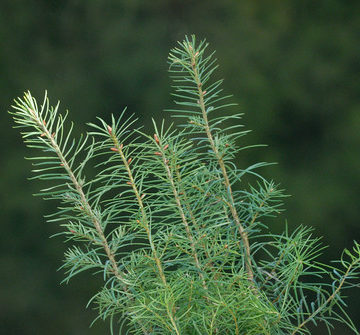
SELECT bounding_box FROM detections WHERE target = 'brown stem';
[33,112,126,285]
[175,167,220,274]
[111,135,168,286]
[189,49,254,282]
[158,142,208,290]
[110,134,180,335]
[291,263,354,334]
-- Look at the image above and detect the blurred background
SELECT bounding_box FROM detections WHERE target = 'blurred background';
[1,1,359,334]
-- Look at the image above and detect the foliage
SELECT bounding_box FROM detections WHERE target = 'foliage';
[10,36,360,334]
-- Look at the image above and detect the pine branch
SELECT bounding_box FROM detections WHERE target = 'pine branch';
[91,118,181,334]
[108,126,168,286]
[292,242,360,334]
[169,37,254,282]
[151,128,208,290]
[11,92,127,286]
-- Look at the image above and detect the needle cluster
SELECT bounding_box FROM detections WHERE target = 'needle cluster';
[10,36,360,334]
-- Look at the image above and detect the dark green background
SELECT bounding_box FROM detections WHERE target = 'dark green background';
[1,1,359,334]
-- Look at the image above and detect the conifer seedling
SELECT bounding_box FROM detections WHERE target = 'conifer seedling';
[10,36,360,334]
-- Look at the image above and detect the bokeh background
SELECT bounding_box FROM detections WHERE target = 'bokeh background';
[1,1,359,334]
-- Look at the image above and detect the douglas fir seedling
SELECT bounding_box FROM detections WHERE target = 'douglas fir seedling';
[10,36,360,334]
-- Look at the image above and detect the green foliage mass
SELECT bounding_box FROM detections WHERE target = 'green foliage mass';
[10,36,360,334]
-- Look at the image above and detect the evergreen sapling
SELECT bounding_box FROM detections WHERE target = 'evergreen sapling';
[10,36,360,334]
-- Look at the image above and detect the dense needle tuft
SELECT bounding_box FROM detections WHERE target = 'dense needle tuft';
[9,36,360,335]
